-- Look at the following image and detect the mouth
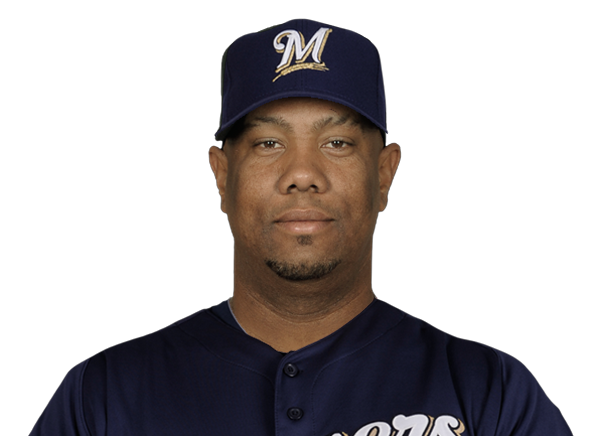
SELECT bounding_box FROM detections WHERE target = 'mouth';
[276,220,332,234]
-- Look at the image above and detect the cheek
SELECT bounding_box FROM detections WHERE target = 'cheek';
[334,162,380,231]
[226,161,277,237]
[350,156,380,201]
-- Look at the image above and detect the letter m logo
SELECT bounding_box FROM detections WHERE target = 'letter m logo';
[272,27,333,81]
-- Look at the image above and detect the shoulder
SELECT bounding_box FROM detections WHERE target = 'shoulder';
[84,305,225,374]
[377,300,572,435]
[388,304,540,399]
[79,300,253,393]
[489,348,572,435]
[29,359,91,435]
[32,307,227,435]
[376,299,503,369]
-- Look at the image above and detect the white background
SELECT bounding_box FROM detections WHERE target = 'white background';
[1,1,598,435]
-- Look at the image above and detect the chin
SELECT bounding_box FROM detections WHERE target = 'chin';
[264,258,342,281]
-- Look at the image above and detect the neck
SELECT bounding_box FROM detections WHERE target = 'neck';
[230,249,375,352]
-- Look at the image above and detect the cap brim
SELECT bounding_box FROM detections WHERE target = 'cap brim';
[215,92,387,141]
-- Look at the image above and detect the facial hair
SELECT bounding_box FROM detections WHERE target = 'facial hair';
[265,258,341,281]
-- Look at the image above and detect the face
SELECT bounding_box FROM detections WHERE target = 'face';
[210,98,400,281]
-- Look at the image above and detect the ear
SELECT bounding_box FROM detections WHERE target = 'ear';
[377,143,401,212]
[209,145,229,213]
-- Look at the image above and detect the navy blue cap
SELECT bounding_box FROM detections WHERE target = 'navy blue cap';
[215,19,387,141]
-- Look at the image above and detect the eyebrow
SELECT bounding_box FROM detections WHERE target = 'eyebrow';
[311,114,361,132]
[246,115,360,133]
[245,116,294,133]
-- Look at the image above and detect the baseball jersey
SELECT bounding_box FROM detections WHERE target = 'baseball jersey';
[30,299,572,435]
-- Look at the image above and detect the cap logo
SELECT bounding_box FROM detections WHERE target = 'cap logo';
[272,27,333,82]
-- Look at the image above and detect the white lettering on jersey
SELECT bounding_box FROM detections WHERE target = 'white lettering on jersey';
[329,413,464,436]
[354,421,392,436]
[430,415,465,436]
[392,414,433,436]
[272,27,332,82]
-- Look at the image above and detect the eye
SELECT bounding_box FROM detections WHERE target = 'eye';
[256,140,284,149]
[322,139,351,149]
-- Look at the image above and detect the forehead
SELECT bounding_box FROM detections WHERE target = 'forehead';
[246,97,364,130]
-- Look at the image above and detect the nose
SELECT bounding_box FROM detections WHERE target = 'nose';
[277,146,328,194]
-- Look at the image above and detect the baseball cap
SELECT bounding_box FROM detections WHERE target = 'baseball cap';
[215,19,387,141]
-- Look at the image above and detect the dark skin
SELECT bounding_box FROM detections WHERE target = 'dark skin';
[209,98,401,352]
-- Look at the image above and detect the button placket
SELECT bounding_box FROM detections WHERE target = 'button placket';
[283,362,303,422]
[276,357,311,435]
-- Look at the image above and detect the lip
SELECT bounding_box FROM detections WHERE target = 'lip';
[274,209,334,234]
[275,209,333,222]
[276,220,332,234]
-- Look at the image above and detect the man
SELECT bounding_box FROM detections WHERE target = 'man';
[30,19,572,436]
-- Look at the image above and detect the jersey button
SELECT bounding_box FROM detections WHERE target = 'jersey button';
[283,363,299,377]
[287,407,304,420]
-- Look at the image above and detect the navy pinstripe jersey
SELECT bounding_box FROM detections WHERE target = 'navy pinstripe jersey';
[30,299,572,436]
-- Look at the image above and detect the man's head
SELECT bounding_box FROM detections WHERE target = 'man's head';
[209,20,400,285]
[211,97,397,281]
